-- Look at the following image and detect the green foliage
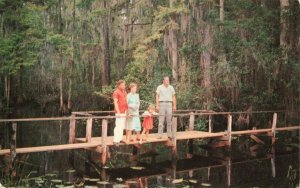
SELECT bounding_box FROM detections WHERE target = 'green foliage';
[155,4,189,21]
[76,0,95,9]
[0,0,298,114]
[195,117,208,131]
[0,1,46,76]
[90,8,109,17]
[48,34,70,53]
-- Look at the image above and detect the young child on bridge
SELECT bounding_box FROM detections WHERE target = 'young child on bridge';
[140,105,158,143]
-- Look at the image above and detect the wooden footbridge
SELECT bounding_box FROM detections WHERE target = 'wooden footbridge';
[0,110,299,165]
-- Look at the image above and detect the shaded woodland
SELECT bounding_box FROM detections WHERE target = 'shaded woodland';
[0,0,299,117]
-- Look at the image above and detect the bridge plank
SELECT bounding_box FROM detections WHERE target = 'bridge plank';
[0,142,101,155]
[76,131,226,145]
[0,127,298,156]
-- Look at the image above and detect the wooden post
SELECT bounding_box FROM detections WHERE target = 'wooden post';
[86,117,93,143]
[69,114,76,144]
[271,113,277,144]
[187,139,193,158]
[68,114,76,166]
[101,168,108,183]
[188,112,195,131]
[271,146,276,178]
[227,114,232,147]
[10,122,17,160]
[151,143,157,164]
[226,159,231,187]
[68,150,75,168]
[132,147,138,156]
[208,115,212,133]
[187,112,194,158]
[85,150,91,173]
[171,117,177,154]
[101,119,108,166]
[171,156,177,180]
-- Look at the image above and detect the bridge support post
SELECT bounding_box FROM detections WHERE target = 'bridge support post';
[10,122,17,161]
[171,117,177,155]
[6,122,17,180]
[208,115,212,133]
[226,158,232,187]
[227,114,232,148]
[85,150,92,173]
[86,117,93,143]
[69,114,76,144]
[187,112,195,158]
[271,113,277,144]
[271,146,276,178]
[68,114,76,166]
[189,112,195,131]
[101,119,108,166]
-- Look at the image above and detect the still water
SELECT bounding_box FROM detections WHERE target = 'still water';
[0,136,299,188]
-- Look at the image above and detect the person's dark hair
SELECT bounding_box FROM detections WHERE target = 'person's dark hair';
[117,80,125,86]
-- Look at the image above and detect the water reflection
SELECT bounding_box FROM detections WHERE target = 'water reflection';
[0,142,299,187]
[80,147,298,188]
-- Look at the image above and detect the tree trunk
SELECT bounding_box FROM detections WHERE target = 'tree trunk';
[195,2,213,109]
[220,0,224,22]
[16,66,23,105]
[169,0,178,82]
[123,24,127,60]
[169,27,178,82]
[57,0,66,114]
[179,11,189,84]
[67,0,76,112]
[274,0,288,82]
[58,0,63,34]
[200,24,212,89]
[59,52,65,113]
[91,59,95,87]
[4,76,10,107]
[280,0,289,47]
[67,60,73,111]
[99,0,110,87]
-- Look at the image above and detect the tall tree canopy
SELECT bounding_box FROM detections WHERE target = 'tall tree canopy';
[0,0,299,116]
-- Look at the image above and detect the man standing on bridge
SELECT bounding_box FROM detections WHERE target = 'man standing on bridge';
[113,80,128,145]
[156,76,176,139]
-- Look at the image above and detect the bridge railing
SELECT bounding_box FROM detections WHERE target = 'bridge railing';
[0,110,298,158]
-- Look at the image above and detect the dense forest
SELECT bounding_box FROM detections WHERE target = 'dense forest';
[0,0,299,117]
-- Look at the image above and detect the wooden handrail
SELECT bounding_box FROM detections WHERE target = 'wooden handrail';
[0,110,289,123]
[71,109,213,114]
[71,109,289,114]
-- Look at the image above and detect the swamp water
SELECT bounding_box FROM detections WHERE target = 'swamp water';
[0,136,299,188]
